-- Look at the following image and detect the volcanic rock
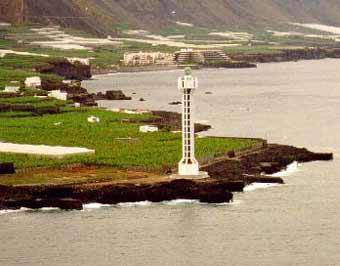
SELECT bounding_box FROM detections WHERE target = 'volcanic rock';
[105,90,132,100]
[37,59,91,80]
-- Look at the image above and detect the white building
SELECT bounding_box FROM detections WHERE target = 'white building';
[25,76,41,88]
[48,90,68,101]
[123,51,174,66]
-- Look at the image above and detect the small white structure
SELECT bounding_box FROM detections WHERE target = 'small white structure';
[139,125,159,133]
[125,109,150,115]
[25,76,41,88]
[48,90,68,101]
[176,68,208,178]
[87,116,100,123]
[4,86,20,93]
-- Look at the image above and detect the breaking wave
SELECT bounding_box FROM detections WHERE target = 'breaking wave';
[0,207,60,215]
[117,201,152,208]
[244,183,280,192]
[269,161,300,177]
[83,203,113,209]
[162,199,200,206]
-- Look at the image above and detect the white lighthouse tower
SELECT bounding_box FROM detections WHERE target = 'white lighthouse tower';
[176,68,208,179]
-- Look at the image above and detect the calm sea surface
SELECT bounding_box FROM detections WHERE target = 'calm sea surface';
[1,59,340,266]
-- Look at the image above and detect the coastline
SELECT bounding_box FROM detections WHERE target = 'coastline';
[0,141,332,211]
[91,47,340,75]
[0,57,336,211]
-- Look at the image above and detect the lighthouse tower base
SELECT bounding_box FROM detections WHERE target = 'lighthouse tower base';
[179,161,199,176]
[171,162,209,179]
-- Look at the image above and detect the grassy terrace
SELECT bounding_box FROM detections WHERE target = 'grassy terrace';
[0,96,67,108]
[0,54,62,90]
[0,104,259,172]
[0,66,58,91]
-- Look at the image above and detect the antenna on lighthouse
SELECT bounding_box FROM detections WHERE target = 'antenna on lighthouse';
[174,67,209,179]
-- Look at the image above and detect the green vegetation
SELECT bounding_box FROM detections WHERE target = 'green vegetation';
[0,68,34,89]
[159,24,212,39]
[0,111,35,118]
[224,45,283,55]
[114,23,130,32]
[0,66,61,90]
[13,46,124,70]
[0,39,17,49]
[0,107,259,170]
[0,54,50,69]
[0,96,67,108]
[0,54,62,90]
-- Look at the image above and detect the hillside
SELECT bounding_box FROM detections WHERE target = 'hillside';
[2,0,340,36]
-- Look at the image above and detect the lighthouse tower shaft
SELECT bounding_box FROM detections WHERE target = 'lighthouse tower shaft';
[178,75,200,176]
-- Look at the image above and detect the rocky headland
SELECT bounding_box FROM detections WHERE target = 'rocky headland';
[0,141,333,211]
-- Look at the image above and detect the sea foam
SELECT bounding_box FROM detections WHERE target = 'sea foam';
[0,207,30,215]
[244,183,280,192]
[162,199,200,206]
[269,161,300,177]
[117,201,152,208]
[0,207,61,215]
[83,203,113,209]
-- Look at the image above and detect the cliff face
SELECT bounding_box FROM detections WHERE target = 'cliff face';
[0,0,24,24]
[2,0,340,35]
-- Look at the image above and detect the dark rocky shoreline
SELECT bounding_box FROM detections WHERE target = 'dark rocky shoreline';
[0,144,333,211]
[203,144,333,182]
[229,47,340,64]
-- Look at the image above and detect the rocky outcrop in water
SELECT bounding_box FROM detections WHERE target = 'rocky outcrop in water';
[94,90,132,101]
[203,144,333,183]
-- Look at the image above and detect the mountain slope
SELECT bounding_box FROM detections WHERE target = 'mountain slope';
[2,0,340,35]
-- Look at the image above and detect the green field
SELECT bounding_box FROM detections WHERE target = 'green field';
[0,106,259,171]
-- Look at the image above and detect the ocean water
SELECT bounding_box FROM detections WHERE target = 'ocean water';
[1,59,340,266]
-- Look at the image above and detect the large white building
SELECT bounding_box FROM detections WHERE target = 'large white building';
[123,51,174,66]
